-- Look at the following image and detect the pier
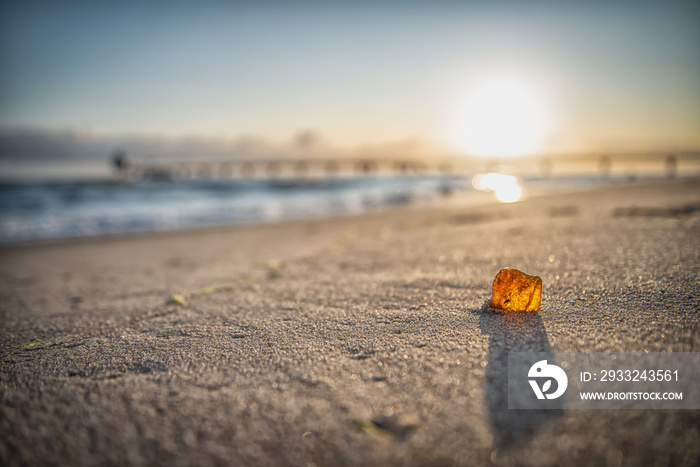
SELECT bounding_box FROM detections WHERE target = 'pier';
[112,156,459,181]
[112,152,700,181]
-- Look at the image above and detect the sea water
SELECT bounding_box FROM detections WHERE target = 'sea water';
[0,174,667,244]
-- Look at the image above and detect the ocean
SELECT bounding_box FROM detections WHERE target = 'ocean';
[0,173,675,244]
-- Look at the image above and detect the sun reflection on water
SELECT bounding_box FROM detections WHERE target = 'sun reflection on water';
[472,173,522,203]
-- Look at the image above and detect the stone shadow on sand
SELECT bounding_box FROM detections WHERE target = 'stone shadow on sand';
[475,308,563,448]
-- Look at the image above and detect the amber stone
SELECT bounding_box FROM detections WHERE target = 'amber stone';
[489,268,542,312]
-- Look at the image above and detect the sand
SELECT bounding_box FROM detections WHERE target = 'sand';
[1,179,699,466]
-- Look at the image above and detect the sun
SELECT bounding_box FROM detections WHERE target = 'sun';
[452,76,551,157]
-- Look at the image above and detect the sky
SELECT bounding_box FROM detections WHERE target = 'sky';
[1,0,699,162]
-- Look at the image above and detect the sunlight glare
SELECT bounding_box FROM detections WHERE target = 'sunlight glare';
[472,173,522,203]
[454,76,551,157]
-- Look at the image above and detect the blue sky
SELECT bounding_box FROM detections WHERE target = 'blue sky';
[1,0,699,156]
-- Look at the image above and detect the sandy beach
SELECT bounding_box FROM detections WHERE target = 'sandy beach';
[1,179,699,466]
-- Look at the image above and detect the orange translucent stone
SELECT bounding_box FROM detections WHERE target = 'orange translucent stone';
[489,268,542,312]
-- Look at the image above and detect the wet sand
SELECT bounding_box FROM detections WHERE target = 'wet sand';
[1,179,699,466]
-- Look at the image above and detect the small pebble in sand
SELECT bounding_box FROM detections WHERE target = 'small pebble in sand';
[168,294,187,306]
[489,268,542,312]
